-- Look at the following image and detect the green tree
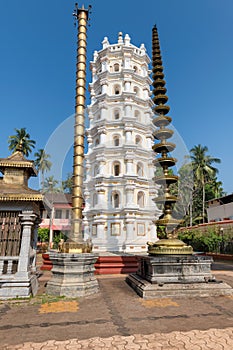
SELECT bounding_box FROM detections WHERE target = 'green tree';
[190,145,221,223]
[175,163,194,226]
[62,173,73,194]
[37,228,49,242]
[34,149,52,191]
[205,176,225,200]
[43,176,61,193]
[8,127,36,157]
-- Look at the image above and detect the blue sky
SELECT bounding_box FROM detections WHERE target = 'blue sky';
[1,0,233,194]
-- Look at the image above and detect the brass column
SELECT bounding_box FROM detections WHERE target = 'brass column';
[70,4,90,245]
[148,25,193,255]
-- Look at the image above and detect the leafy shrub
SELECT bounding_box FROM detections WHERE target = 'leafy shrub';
[157,225,166,239]
[37,228,49,242]
[178,226,233,253]
[53,231,68,249]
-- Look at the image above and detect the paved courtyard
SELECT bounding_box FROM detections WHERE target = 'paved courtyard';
[0,260,233,349]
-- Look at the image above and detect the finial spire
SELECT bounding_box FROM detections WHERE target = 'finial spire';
[118,31,123,44]
[15,140,23,153]
[152,25,170,116]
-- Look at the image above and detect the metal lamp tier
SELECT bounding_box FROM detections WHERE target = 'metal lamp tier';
[148,25,193,255]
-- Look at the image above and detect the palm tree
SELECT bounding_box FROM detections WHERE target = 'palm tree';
[205,177,225,200]
[34,149,52,190]
[8,128,36,157]
[43,176,61,193]
[62,173,73,194]
[190,144,221,223]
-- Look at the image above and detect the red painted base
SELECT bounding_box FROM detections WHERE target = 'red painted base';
[204,253,233,261]
[94,256,138,275]
[41,253,53,271]
[40,253,139,274]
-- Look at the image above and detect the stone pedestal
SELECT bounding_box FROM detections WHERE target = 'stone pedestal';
[137,255,214,283]
[46,253,99,298]
[126,255,233,299]
[0,274,38,299]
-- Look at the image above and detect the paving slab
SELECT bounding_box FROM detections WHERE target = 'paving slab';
[0,260,232,349]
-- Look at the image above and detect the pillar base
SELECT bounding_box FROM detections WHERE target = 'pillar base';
[126,255,233,299]
[0,274,38,299]
[46,252,99,298]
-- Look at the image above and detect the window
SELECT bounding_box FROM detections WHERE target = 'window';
[112,192,120,208]
[114,85,121,95]
[135,135,142,145]
[93,193,97,206]
[137,192,145,208]
[134,110,139,118]
[94,165,99,176]
[92,224,97,236]
[114,110,120,120]
[55,210,62,219]
[65,210,70,219]
[133,86,139,97]
[114,136,120,146]
[142,66,147,76]
[113,162,120,176]
[137,163,144,176]
[134,110,141,121]
[133,65,138,73]
[114,63,120,72]
[95,138,100,146]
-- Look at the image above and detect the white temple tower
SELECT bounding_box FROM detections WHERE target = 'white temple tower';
[83,32,159,252]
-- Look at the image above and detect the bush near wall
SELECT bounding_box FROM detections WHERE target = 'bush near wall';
[178,226,233,254]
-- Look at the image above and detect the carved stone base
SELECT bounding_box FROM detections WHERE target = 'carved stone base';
[0,274,38,299]
[136,255,214,284]
[126,273,233,299]
[126,255,233,299]
[46,253,99,298]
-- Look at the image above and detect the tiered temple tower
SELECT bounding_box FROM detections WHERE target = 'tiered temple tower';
[83,32,159,252]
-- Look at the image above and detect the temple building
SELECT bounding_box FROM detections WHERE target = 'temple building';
[83,32,159,252]
[0,149,43,298]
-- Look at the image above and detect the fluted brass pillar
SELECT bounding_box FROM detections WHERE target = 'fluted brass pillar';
[66,4,90,250]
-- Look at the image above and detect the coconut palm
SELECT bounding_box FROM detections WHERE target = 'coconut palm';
[8,128,36,157]
[43,176,61,193]
[62,173,73,194]
[34,149,52,191]
[190,144,221,223]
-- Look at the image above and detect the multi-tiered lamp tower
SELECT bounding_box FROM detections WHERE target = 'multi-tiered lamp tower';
[148,25,193,255]
[127,25,233,299]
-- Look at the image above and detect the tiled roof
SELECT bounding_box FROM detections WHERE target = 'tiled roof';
[0,151,37,176]
[44,193,72,205]
[0,182,43,201]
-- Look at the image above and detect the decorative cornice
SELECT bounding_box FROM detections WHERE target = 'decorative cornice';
[0,193,43,201]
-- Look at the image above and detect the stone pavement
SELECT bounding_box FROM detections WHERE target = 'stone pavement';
[0,260,233,349]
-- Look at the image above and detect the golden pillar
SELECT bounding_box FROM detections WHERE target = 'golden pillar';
[66,4,91,250]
